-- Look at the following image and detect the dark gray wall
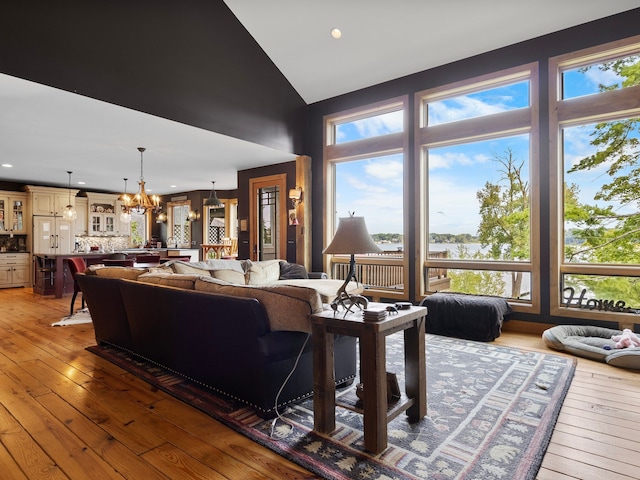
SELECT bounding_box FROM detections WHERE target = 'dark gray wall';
[306,8,640,324]
[0,0,306,155]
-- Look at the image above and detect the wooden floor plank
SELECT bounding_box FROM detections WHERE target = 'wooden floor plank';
[3,287,640,479]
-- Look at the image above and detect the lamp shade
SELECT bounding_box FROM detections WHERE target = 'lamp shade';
[323,216,381,255]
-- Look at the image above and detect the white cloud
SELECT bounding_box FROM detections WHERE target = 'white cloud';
[428,95,507,125]
[584,66,622,89]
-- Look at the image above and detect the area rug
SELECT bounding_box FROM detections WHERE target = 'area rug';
[51,308,92,326]
[87,334,575,480]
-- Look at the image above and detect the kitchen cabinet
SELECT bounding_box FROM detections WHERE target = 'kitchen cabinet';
[89,211,116,235]
[114,200,131,235]
[75,197,88,235]
[0,192,27,233]
[28,187,78,216]
[32,217,74,255]
[86,193,119,236]
[0,253,30,288]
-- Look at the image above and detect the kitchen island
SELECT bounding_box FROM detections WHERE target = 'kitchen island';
[36,248,198,298]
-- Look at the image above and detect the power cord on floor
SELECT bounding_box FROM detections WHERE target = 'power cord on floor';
[270,333,310,440]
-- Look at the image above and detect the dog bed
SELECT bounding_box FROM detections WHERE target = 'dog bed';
[542,325,640,369]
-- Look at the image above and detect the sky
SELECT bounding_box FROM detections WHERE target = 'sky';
[332,60,635,237]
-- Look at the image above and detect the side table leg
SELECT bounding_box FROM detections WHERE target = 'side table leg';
[404,316,427,420]
[360,329,388,454]
[312,323,336,434]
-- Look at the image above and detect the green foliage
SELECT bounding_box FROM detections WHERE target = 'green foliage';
[130,220,143,246]
[447,245,505,296]
[474,148,529,297]
[565,57,640,301]
[372,233,403,243]
[429,233,478,244]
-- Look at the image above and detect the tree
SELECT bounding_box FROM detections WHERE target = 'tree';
[563,57,640,304]
[448,245,505,296]
[475,148,529,298]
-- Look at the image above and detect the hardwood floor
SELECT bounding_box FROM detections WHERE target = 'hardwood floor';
[1,287,639,479]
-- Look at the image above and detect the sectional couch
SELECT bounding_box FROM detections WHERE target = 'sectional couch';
[77,260,360,417]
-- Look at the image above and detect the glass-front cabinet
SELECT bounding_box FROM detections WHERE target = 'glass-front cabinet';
[0,193,27,234]
[89,208,116,235]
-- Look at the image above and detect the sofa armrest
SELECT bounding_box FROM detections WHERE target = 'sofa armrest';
[308,272,328,279]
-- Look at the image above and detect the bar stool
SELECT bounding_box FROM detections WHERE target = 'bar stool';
[34,256,55,297]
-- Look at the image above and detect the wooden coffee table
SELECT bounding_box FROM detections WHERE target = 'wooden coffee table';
[311,304,427,454]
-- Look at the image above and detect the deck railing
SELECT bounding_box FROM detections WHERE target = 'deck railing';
[329,250,450,293]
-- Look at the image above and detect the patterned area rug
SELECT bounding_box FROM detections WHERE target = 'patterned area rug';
[87,334,575,480]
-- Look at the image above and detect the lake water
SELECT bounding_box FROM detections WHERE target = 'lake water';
[378,242,486,256]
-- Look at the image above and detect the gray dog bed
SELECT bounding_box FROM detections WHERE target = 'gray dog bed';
[542,325,640,369]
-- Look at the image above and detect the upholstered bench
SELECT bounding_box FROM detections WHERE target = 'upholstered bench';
[420,292,512,341]
[542,325,640,369]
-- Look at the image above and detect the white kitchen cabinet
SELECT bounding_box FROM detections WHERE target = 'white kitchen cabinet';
[0,253,30,288]
[89,212,116,235]
[86,193,120,236]
[114,200,131,235]
[28,188,77,216]
[75,197,88,235]
[32,217,74,255]
[0,192,27,234]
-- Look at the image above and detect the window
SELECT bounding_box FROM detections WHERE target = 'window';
[324,97,409,300]
[129,212,147,247]
[416,64,539,309]
[169,201,191,247]
[550,35,640,322]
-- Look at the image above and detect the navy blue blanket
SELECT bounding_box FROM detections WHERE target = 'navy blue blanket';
[420,293,512,342]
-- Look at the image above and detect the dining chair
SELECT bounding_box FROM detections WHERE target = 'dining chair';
[67,257,87,316]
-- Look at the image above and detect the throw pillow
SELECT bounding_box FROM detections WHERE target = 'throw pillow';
[212,269,246,284]
[204,259,246,274]
[279,261,309,280]
[92,266,148,280]
[138,273,201,289]
[247,260,281,284]
[172,262,213,276]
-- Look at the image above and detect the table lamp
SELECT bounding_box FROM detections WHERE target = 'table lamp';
[323,214,381,310]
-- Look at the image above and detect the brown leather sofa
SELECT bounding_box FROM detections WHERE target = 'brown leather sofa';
[77,271,357,418]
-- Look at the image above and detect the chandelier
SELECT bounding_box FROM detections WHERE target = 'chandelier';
[122,147,161,215]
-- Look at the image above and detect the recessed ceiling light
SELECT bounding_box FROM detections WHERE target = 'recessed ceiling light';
[330,27,342,39]
[77,181,85,185]
[170,185,177,188]
[1,163,12,168]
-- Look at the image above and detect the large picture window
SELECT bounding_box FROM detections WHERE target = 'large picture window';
[324,97,409,300]
[416,64,539,310]
[550,36,640,322]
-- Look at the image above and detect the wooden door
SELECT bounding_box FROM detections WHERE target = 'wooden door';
[249,174,287,262]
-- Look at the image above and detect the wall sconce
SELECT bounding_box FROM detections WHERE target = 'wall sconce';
[188,210,200,222]
[156,212,167,223]
[289,186,303,208]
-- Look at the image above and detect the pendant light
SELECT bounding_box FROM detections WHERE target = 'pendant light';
[203,181,223,207]
[120,178,132,224]
[62,171,77,221]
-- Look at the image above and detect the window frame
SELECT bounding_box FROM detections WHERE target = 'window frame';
[549,35,640,323]
[324,95,410,301]
[415,63,541,313]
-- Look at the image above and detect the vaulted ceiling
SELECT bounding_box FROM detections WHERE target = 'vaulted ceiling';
[1,1,639,195]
